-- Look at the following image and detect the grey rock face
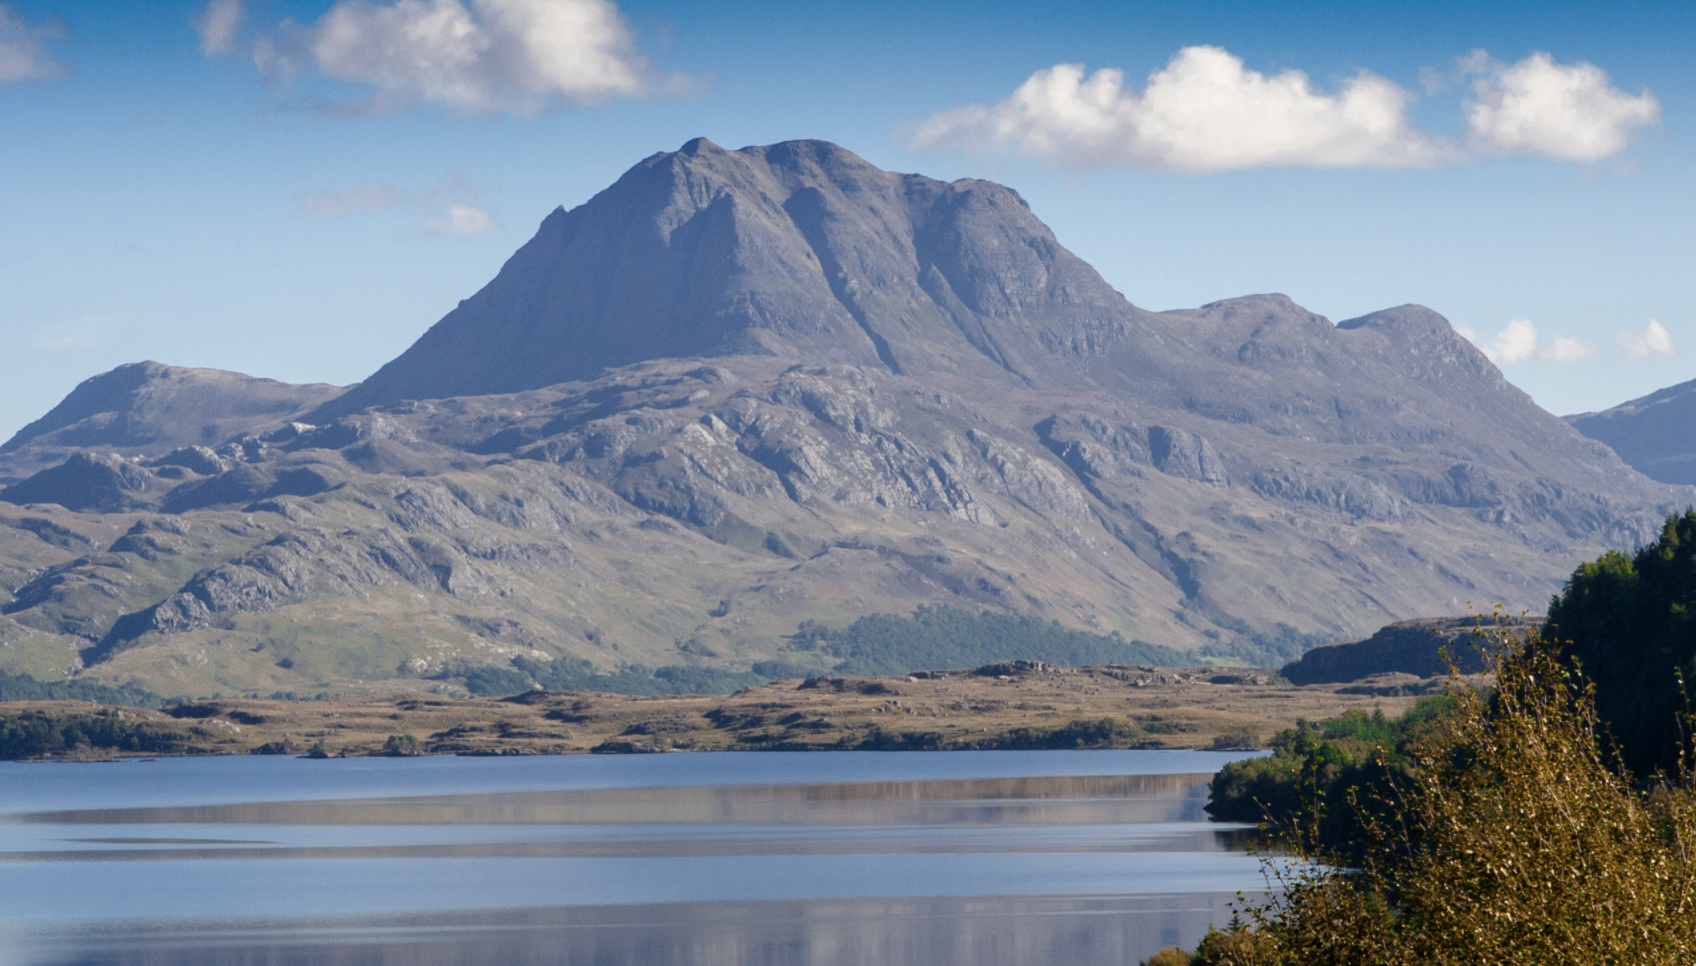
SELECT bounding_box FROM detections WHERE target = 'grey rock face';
[154,446,229,476]
[1568,377,1696,485]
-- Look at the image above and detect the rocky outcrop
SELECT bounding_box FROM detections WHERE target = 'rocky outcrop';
[1280,616,1539,684]
[0,362,345,485]
[0,452,160,513]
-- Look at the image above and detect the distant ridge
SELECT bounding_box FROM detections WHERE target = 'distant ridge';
[0,362,345,486]
[1568,377,1696,485]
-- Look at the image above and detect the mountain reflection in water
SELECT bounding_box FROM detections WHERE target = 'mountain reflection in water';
[0,751,1266,966]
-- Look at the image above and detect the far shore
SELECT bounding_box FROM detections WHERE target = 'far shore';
[0,662,1422,760]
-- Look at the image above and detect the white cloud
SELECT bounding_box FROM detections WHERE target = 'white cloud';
[195,0,246,57]
[430,201,497,237]
[1476,318,1540,364]
[302,181,406,215]
[1463,318,1592,365]
[1539,334,1592,363]
[0,4,67,83]
[909,46,1449,172]
[1466,52,1660,161]
[255,0,692,115]
[1617,318,1676,360]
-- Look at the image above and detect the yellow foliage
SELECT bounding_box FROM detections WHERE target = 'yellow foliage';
[1142,946,1196,966]
[1202,629,1696,965]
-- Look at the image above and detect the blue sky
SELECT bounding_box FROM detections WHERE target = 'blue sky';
[0,0,1691,442]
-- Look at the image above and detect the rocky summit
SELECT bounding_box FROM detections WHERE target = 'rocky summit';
[0,139,1685,697]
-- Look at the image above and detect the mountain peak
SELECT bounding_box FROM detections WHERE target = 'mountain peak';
[678,136,724,156]
[314,139,1136,419]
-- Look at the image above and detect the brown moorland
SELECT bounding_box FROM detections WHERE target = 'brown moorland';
[0,663,1426,759]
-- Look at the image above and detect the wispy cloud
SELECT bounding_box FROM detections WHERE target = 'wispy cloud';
[0,4,67,84]
[302,181,406,216]
[1539,334,1593,363]
[1464,52,1660,162]
[302,175,497,238]
[913,47,1657,172]
[1617,318,1676,360]
[429,201,497,237]
[253,0,702,116]
[31,315,118,351]
[194,0,246,57]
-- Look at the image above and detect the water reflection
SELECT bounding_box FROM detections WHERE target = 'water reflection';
[0,754,1265,966]
[15,772,1217,828]
[11,895,1241,966]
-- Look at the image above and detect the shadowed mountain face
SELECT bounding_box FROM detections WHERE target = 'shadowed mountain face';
[1567,378,1696,485]
[0,139,1685,696]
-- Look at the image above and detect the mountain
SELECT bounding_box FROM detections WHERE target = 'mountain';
[315,137,1134,418]
[0,362,346,486]
[1567,378,1696,485]
[0,139,1685,697]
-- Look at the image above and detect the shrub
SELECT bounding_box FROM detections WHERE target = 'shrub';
[380,734,422,757]
[1210,726,1261,751]
[1196,630,1696,964]
[1205,697,1449,857]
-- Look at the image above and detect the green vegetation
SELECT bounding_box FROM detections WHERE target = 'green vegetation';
[440,605,1189,696]
[965,718,1141,750]
[0,668,162,708]
[790,605,1187,677]
[1209,726,1261,751]
[380,734,422,756]
[0,708,187,759]
[1196,622,1332,669]
[1183,629,1696,963]
[1206,697,1451,856]
[1547,508,1696,777]
[848,716,1148,751]
[442,655,768,697]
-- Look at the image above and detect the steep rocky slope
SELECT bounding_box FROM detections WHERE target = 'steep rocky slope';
[1568,377,1696,485]
[0,139,1685,696]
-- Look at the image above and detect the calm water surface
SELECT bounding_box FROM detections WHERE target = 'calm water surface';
[0,750,1267,965]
